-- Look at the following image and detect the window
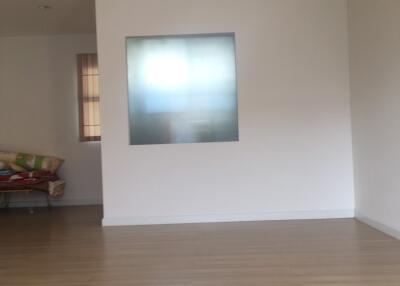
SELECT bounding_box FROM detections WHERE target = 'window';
[126,33,238,145]
[77,53,101,142]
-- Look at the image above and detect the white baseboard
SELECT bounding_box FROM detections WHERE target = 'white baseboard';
[7,198,102,208]
[102,209,354,226]
[355,211,400,240]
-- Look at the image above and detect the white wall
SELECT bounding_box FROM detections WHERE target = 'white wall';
[349,0,400,238]
[96,0,355,225]
[0,34,102,206]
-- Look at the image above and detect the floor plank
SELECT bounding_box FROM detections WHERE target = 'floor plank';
[1,206,400,285]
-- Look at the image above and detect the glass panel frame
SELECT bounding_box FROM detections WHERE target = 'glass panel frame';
[126,33,239,145]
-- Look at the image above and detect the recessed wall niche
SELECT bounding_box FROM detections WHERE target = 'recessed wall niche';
[126,33,238,145]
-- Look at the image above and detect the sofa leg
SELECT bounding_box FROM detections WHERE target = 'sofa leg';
[46,194,52,209]
[5,193,10,208]
[0,193,11,208]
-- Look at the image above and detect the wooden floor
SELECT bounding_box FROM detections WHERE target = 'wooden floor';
[1,206,400,286]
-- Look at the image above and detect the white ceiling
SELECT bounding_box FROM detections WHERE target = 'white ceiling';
[0,0,96,37]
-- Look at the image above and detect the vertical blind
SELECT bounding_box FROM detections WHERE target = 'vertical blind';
[77,54,101,141]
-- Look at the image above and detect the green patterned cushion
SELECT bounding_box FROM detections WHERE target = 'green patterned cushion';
[0,151,64,173]
[15,153,64,173]
[0,160,10,171]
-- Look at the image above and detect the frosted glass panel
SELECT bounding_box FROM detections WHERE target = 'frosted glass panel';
[126,33,238,145]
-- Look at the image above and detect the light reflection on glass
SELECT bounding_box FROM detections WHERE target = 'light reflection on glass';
[126,33,238,145]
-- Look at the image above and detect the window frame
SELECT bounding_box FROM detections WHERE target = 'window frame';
[77,53,101,142]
